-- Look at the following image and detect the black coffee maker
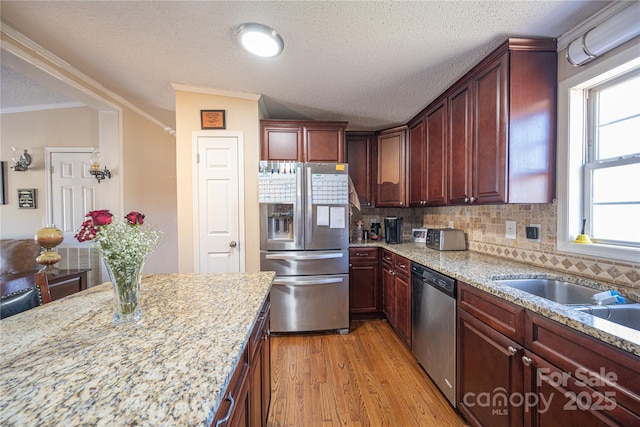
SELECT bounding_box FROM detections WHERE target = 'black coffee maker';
[384,217,403,244]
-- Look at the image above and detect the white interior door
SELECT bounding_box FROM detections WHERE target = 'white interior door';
[50,151,96,243]
[195,133,244,272]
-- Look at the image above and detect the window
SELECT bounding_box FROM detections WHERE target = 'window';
[585,71,640,247]
[557,43,640,262]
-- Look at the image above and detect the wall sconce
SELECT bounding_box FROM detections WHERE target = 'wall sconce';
[89,151,111,184]
[11,148,32,171]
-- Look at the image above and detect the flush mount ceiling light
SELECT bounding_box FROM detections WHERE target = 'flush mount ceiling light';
[237,23,284,58]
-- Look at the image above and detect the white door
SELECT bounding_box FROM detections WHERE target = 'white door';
[50,151,96,243]
[195,133,244,272]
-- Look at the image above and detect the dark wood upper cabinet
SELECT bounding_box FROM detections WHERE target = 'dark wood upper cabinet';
[424,100,448,205]
[447,38,557,205]
[376,126,408,207]
[409,99,448,207]
[304,124,346,162]
[261,122,303,161]
[448,82,474,205]
[260,120,347,162]
[408,116,426,207]
[346,131,375,208]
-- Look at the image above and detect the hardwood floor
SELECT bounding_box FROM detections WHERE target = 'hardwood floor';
[267,319,468,427]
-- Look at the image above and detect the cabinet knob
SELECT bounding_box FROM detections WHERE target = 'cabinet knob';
[349,264,353,268]
[470,197,476,203]
[507,346,517,355]
[464,197,469,203]
[522,356,533,366]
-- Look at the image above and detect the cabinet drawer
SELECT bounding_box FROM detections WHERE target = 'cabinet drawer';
[527,312,640,417]
[457,281,525,343]
[349,247,378,263]
[394,255,410,277]
[249,297,270,362]
[381,249,394,264]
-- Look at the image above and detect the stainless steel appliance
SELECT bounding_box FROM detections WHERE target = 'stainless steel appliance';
[384,216,403,244]
[411,262,457,407]
[259,162,350,334]
[425,228,466,251]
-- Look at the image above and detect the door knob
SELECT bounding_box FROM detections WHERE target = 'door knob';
[229,241,237,248]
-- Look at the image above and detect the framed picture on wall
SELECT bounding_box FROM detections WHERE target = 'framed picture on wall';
[0,161,5,204]
[18,188,36,209]
[201,110,226,129]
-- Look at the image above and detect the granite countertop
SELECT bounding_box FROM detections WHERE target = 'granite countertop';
[351,242,640,356]
[0,271,275,427]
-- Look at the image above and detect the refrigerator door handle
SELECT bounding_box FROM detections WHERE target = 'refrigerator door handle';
[265,253,344,261]
[273,277,344,286]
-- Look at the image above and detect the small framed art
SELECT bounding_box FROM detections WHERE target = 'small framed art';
[201,110,226,129]
[18,188,36,209]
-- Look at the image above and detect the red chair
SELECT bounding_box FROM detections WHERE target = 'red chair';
[1,271,51,319]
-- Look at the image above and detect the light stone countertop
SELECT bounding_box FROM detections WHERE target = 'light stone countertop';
[351,242,640,356]
[0,271,275,427]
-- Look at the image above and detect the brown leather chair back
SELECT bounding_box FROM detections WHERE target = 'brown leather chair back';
[0,272,51,319]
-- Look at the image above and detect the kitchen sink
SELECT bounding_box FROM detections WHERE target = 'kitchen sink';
[493,278,600,305]
[575,304,640,330]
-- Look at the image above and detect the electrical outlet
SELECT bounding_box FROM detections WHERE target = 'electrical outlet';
[506,221,517,240]
[448,221,454,228]
[526,224,541,242]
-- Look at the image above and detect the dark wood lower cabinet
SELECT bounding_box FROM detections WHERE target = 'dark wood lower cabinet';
[457,309,523,427]
[214,297,271,427]
[213,348,250,427]
[348,248,380,318]
[381,250,411,348]
[457,282,640,427]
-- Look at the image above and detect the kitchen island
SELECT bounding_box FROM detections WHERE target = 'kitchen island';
[0,271,274,426]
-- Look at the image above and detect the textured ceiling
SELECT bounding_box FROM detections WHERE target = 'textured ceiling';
[0,1,612,131]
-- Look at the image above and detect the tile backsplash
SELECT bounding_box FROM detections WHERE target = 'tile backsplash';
[352,200,640,292]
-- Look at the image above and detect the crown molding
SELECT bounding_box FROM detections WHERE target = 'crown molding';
[1,102,86,115]
[557,2,633,51]
[171,83,262,101]
[1,22,175,135]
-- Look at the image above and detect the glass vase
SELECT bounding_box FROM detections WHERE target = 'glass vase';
[103,258,145,325]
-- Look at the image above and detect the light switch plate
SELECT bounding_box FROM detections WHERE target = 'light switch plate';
[506,221,517,239]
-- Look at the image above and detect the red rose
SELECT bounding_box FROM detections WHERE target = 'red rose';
[89,210,113,226]
[125,211,145,225]
[75,219,98,242]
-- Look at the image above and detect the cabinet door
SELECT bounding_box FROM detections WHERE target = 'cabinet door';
[408,117,426,206]
[261,310,271,426]
[394,271,411,348]
[349,262,380,315]
[425,100,448,205]
[448,82,474,205]
[346,132,375,208]
[376,127,407,207]
[304,124,345,162]
[382,263,396,325]
[261,124,303,161]
[249,347,262,427]
[472,53,508,204]
[457,309,524,427]
[522,350,637,427]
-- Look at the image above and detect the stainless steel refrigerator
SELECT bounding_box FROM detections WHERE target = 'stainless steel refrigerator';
[259,162,350,334]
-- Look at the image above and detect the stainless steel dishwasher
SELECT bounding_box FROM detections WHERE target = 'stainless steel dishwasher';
[411,262,457,407]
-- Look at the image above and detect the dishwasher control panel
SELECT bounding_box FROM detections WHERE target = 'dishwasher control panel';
[411,262,456,298]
